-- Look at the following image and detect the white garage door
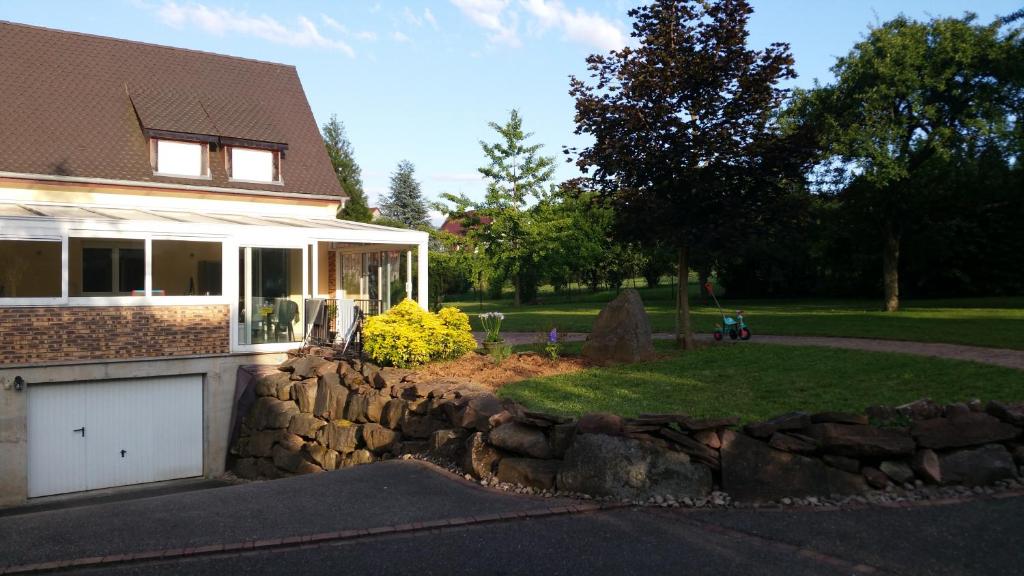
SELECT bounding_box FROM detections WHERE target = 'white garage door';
[28,375,203,498]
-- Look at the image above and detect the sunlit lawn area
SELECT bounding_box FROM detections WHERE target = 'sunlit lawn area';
[498,341,1024,422]
[445,284,1024,350]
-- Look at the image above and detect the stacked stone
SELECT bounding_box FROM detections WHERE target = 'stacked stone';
[231,354,1024,502]
[725,398,1024,500]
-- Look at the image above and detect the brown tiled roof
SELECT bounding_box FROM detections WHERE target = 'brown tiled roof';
[0,21,344,198]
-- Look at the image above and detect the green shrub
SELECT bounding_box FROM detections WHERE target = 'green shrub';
[362,299,477,368]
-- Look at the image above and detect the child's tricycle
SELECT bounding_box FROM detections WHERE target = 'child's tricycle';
[705,282,751,341]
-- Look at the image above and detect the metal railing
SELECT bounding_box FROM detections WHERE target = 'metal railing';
[303,298,383,350]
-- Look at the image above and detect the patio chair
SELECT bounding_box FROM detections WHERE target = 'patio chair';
[273,298,299,342]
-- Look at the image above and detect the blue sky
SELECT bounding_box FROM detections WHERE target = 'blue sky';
[2,1,1018,221]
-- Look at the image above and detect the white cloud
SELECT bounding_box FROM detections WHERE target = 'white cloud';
[355,30,378,41]
[322,14,377,42]
[392,30,412,43]
[428,209,447,228]
[320,14,346,33]
[423,8,440,30]
[520,0,625,51]
[155,2,355,57]
[403,7,423,27]
[450,0,520,47]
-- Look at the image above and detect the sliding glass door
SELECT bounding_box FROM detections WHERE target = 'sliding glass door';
[238,246,304,345]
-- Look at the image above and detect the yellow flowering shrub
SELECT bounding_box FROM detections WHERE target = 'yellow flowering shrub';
[362,299,477,368]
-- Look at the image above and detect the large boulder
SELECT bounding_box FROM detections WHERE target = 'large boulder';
[808,423,915,458]
[322,421,362,453]
[488,422,553,459]
[313,374,348,420]
[497,458,560,490]
[362,423,401,453]
[291,379,318,413]
[939,444,1018,486]
[462,432,504,479]
[255,372,291,397]
[250,397,299,430]
[557,434,712,499]
[577,413,624,436]
[581,289,656,365]
[743,412,811,439]
[911,413,1021,449]
[720,430,867,501]
[287,413,326,439]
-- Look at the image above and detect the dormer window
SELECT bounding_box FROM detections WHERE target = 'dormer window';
[151,139,209,178]
[227,146,280,183]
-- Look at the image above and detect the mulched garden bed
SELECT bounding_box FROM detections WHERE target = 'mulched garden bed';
[414,351,590,389]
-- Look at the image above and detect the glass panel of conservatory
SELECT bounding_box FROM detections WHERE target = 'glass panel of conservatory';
[238,247,303,345]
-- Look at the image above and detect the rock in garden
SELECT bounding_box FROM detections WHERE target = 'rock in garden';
[1012,445,1024,466]
[879,460,915,484]
[911,449,942,484]
[744,412,811,439]
[489,422,553,459]
[429,428,467,459]
[373,367,412,389]
[400,413,449,439]
[659,428,721,469]
[276,432,304,453]
[910,413,1021,450]
[577,413,624,436]
[273,444,320,474]
[289,355,329,380]
[291,378,318,413]
[808,423,915,458]
[314,375,348,420]
[233,458,260,479]
[302,443,338,470]
[324,421,362,453]
[251,397,299,430]
[344,393,371,423]
[381,399,408,429]
[557,433,712,499]
[275,380,294,401]
[768,432,819,454]
[287,413,326,439]
[460,394,505,431]
[344,449,375,467]
[943,403,971,419]
[550,423,577,458]
[497,458,560,490]
[256,372,291,397]
[693,429,722,449]
[366,391,391,423]
[678,416,739,431]
[862,467,889,489]
[823,455,861,474]
[462,432,503,479]
[895,398,943,421]
[939,444,1018,486]
[985,401,1024,426]
[362,423,401,453]
[720,430,866,501]
[581,289,657,365]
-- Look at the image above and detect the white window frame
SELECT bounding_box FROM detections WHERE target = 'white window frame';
[226,146,282,185]
[232,241,308,354]
[151,139,211,179]
[76,239,146,297]
[0,234,67,306]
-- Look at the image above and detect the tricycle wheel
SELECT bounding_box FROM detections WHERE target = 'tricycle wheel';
[713,331,723,341]
[740,328,751,340]
[728,329,738,340]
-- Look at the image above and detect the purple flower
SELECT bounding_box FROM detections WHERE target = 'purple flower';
[548,328,558,344]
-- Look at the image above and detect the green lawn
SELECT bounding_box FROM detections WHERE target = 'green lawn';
[445,286,1024,350]
[498,341,1024,422]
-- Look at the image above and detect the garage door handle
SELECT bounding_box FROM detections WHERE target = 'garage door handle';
[73,427,85,437]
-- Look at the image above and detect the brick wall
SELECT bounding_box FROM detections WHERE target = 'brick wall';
[0,305,230,365]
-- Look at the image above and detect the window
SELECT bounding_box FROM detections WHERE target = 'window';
[238,247,303,345]
[228,147,280,182]
[152,240,223,296]
[152,139,208,177]
[70,238,145,296]
[0,240,61,298]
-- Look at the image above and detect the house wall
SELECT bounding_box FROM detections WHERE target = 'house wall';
[0,305,229,366]
[0,351,287,506]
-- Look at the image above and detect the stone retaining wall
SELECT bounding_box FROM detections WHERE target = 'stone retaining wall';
[231,353,1024,502]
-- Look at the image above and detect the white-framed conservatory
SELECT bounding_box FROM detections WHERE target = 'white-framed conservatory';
[0,200,428,354]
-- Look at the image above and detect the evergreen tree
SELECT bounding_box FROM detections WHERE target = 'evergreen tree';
[322,115,373,222]
[381,160,430,228]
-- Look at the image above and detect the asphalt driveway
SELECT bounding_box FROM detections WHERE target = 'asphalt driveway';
[2,460,1021,575]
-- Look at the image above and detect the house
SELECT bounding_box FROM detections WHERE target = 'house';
[369,206,382,220]
[439,211,492,236]
[0,22,428,506]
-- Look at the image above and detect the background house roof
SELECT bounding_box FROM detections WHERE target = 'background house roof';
[0,21,344,198]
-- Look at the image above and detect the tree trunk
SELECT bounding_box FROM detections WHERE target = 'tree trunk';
[882,225,900,312]
[513,272,522,307]
[676,246,695,350]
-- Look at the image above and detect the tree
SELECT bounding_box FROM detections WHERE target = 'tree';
[569,0,801,348]
[322,115,373,223]
[442,110,557,305]
[794,14,1022,311]
[380,160,430,228]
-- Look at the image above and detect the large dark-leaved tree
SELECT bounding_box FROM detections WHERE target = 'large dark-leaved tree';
[322,115,373,223]
[569,0,800,348]
[792,14,1022,311]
